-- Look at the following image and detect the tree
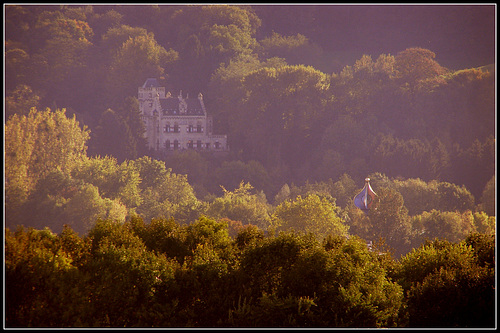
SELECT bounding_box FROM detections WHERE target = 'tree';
[88,99,145,162]
[212,160,272,197]
[88,108,130,162]
[116,96,147,159]
[207,53,287,135]
[330,173,358,208]
[411,210,477,245]
[71,156,142,214]
[5,84,40,119]
[132,156,205,224]
[479,175,495,217]
[366,187,412,257]
[164,150,210,197]
[236,233,403,327]
[206,182,271,229]
[271,194,348,240]
[394,47,448,98]
[105,32,178,105]
[87,8,123,40]
[17,169,127,234]
[392,178,475,216]
[257,32,322,66]
[5,47,31,91]
[26,10,95,109]
[393,238,495,327]
[85,218,179,326]
[229,65,330,168]
[5,226,90,327]
[5,108,90,226]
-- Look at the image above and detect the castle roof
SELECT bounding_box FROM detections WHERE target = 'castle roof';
[142,78,160,88]
[159,97,205,116]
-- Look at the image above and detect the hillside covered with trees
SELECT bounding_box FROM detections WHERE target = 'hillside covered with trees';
[4,4,496,328]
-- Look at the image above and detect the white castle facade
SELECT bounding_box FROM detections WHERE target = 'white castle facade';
[139,78,228,152]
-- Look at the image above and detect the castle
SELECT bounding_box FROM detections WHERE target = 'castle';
[139,78,228,152]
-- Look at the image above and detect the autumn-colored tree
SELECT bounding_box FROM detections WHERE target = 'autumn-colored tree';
[5,108,90,225]
[395,48,448,96]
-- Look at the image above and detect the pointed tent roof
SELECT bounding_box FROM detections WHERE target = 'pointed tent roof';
[354,178,377,212]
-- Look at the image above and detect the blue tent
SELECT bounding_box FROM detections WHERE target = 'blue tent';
[354,178,376,212]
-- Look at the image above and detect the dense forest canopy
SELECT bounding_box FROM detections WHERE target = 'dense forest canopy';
[3,4,496,328]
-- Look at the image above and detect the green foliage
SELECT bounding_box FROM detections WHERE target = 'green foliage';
[364,187,412,257]
[5,108,90,226]
[228,65,330,168]
[271,194,348,240]
[393,238,495,327]
[472,211,496,235]
[105,32,178,101]
[133,156,206,224]
[236,234,403,327]
[72,156,142,210]
[392,178,475,215]
[5,84,40,118]
[206,182,271,229]
[212,160,272,195]
[258,32,322,66]
[410,210,477,244]
[5,226,90,327]
[5,219,494,328]
[479,175,495,216]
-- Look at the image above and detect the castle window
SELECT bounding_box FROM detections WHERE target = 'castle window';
[173,140,179,150]
[197,140,202,149]
[197,125,202,133]
[187,140,193,149]
[187,125,193,133]
[173,124,179,133]
[164,124,170,133]
[164,140,170,149]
